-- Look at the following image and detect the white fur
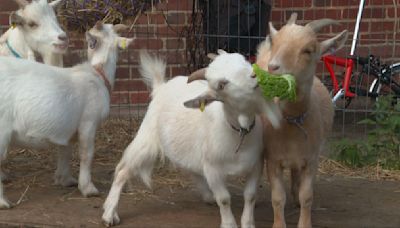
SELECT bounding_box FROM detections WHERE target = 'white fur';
[0,23,133,208]
[0,0,66,66]
[102,52,281,227]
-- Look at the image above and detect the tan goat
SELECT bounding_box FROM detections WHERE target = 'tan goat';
[256,14,348,228]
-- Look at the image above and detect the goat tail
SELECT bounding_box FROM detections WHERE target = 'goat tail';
[139,50,166,92]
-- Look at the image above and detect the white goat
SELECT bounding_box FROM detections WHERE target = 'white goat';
[0,22,133,208]
[0,0,67,66]
[102,50,281,228]
[256,14,347,228]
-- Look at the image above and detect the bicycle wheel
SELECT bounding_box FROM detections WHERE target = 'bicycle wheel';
[388,63,400,97]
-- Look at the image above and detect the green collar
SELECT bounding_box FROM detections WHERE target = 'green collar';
[6,39,22,58]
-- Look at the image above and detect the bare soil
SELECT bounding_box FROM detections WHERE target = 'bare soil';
[0,118,399,228]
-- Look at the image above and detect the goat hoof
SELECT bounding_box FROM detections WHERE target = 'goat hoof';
[102,212,120,227]
[0,198,12,209]
[80,183,100,197]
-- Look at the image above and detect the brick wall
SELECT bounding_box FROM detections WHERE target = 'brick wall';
[1,0,399,109]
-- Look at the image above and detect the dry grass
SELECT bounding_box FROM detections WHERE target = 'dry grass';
[58,0,161,32]
[319,156,400,181]
[4,117,399,194]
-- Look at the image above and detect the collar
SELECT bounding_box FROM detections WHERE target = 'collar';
[229,118,256,153]
[93,65,112,95]
[285,112,308,138]
[6,39,22,58]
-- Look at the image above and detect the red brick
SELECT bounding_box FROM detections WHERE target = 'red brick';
[115,67,130,79]
[271,10,284,22]
[157,25,186,37]
[159,51,185,65]
[165,38,185,49]
[114,79,147,92]
[360,33,387,45]
[332,0,360,6]
[370,21,395,32]
[130,92,150,104]
[130,38,163,50]
[387,8,400,18]
[0,13,10,26]
[110,92,130,104]
[313,0,331,7]
[276,0,312,8]
[136,13,165,25]
[304,9,340,20]
[342,8,359,18]
[134,26,156,38]
[170,66,188,76]
[158,0,193,11]
[362,7,386,18]
[166,12,186,25]
[0,1,18,12]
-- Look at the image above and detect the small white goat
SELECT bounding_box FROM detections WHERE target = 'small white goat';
[102,50,281,227]
[0,0,67,66]
[0,22,133,208]
[256,14,348,228]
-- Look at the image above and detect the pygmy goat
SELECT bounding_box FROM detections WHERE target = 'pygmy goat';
[0,22,133,208]
[102,50,281,227]
[256,13,348,228]
[0,0,67,66]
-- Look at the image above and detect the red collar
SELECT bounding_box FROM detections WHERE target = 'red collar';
[93,65,112,95]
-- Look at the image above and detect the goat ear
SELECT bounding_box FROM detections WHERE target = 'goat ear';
[85,32,98,49]
[117,38,134,50]
[183,90,219,111]
[320,30,348,56]
[9,12,25,27]
[269,22,277,37]
[49,0,63,10]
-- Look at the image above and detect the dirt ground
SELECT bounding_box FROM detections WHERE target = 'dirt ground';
[0,118,399,228]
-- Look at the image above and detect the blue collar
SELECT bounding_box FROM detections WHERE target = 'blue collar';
[6,39,22,58]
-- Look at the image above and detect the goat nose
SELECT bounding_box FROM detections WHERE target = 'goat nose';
[58,34,68,42]
[268,64,280,73]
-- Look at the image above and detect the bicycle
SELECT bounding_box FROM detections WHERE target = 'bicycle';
[321,0,400,108]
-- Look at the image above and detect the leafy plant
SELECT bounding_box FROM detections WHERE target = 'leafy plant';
[331,96,400,170]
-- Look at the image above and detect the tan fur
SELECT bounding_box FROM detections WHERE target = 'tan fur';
[257,15,346,228]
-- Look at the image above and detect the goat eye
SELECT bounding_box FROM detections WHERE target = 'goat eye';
[302,49,312,55]
[27,21,38,28]
[217,80,229,90]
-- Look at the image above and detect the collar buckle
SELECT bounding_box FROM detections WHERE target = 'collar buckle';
[285,112,308,138]
[230,119,256,153]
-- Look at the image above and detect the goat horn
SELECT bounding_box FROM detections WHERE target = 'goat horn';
[113,24,129,34]
[287,12,297,25]
[14,0,29,8]
[95,21,103,30]
[207,53,217,60]
[217,49,227,55]
[306,19,340,33]
[187,68,206,83]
